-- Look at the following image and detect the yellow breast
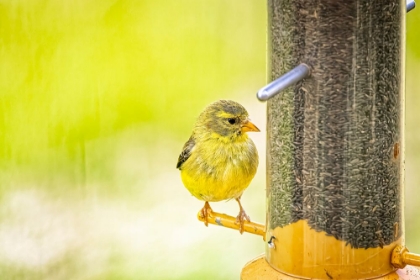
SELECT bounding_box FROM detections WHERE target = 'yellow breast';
[180,137,258,202]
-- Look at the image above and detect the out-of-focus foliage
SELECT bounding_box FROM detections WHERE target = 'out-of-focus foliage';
[405,6,420,253]
[0,0,264,192]
[0,1,266,279]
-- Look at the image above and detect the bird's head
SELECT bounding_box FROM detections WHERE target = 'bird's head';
[195,100,260,142]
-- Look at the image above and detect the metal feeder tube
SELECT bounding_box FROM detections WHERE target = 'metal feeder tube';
[242,0,420,279]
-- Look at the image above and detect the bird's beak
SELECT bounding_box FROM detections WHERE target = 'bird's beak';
[241,119,260,133]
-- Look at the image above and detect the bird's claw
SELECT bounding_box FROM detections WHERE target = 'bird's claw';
[200,202,213,227]
[235,209,250,234]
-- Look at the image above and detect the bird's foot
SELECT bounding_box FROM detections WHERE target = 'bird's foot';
[235,208,250,234]
[199,201,213,227]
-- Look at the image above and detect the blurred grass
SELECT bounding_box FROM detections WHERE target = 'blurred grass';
[0,1,419,279]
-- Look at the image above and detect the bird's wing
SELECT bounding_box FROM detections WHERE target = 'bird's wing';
[176,136,195,169]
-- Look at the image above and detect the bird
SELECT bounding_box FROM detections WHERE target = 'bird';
[176,100,259,234]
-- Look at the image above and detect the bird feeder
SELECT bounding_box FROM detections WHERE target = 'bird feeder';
[198,0,420,279]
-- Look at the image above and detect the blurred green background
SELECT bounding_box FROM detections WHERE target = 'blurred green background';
[0,1,419,279]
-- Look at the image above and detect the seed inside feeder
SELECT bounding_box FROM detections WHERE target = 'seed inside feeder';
[267,0,403,249]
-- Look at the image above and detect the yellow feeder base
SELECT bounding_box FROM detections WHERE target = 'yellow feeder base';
[241,255,420,280]
[265,220,405,278]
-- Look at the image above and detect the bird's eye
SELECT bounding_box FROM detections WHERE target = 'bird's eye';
[228,118,237,125]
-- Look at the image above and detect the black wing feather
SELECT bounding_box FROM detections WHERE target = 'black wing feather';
[176,136,195,169]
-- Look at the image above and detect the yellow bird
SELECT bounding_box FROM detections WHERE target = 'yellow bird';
[177,100,259,233]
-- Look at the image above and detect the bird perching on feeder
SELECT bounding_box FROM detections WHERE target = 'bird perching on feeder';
[179,0,420,279]
[177,100,261,234]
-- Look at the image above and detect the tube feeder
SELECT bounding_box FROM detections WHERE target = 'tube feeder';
[198,0,420,279]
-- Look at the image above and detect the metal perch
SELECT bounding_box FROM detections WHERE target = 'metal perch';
[197,211,265,240]
[407,0,416,12]
[256,63,310,101]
